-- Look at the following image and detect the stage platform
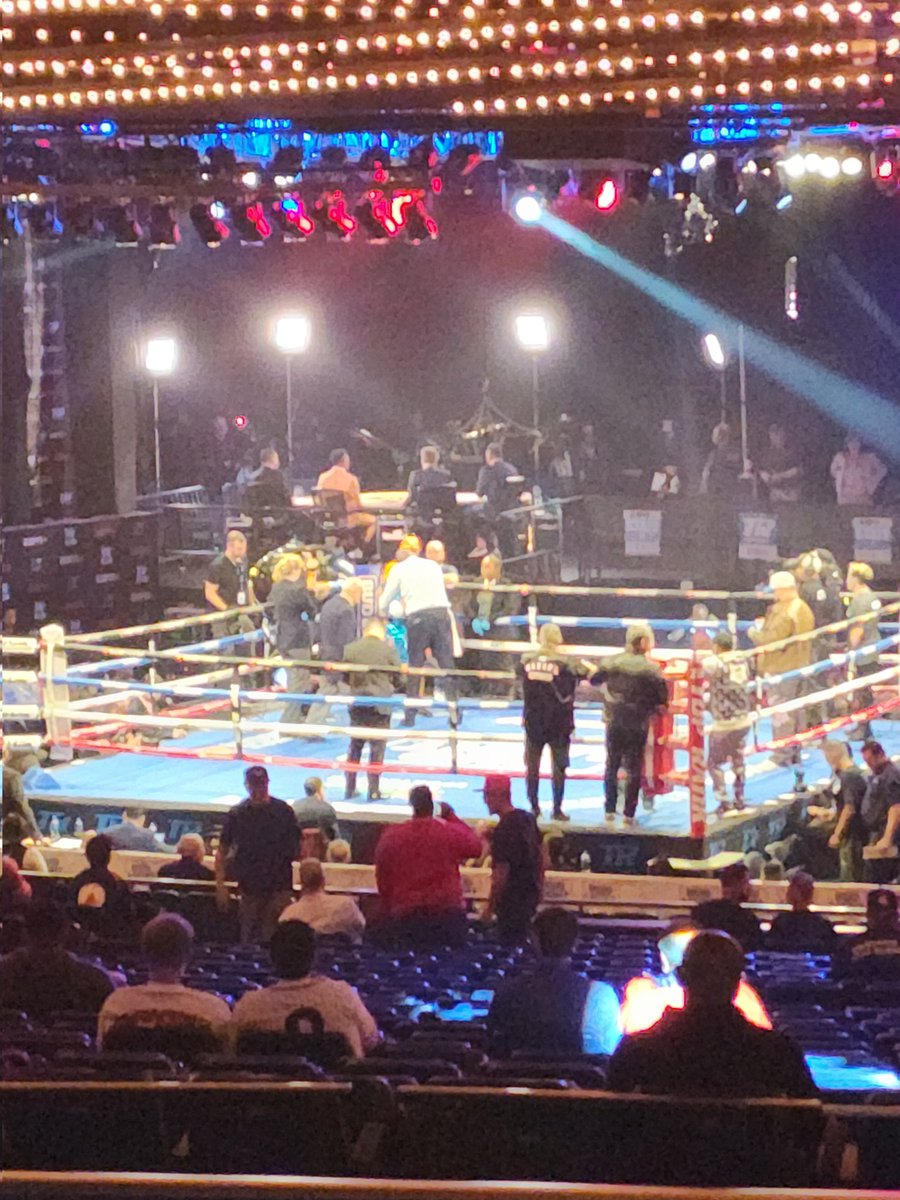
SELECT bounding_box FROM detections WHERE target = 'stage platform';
[26,708,900,872]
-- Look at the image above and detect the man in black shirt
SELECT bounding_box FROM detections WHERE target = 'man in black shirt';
[591,624,669,826]
[246,447,291,509]
[71,834,135,938]
[406,445,454,512]
[768,871,837,951]
[343,619,401,802]
[861,740,900,883]
[307,578,363,727]
[520,622,592,821]
[692,862,763,952]
[834,888,900,981]
[204,530,253,638]
[608,931,815,1098]
[476,442,518,512]
[0,902,116,1018]
[819,740,867,881]
[269,553,318,730]
[216,766,299,944]
[483,774,543,944]
[470,442,520,558]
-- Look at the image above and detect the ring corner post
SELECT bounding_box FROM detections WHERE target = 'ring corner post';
[39,622,73,763]
[687,649,707,841]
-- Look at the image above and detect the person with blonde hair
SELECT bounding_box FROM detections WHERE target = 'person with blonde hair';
[519,622,595,821]
[279,858,366,942]
[326,838,352,864]
[269,553,318,731]
[158,833,215,882]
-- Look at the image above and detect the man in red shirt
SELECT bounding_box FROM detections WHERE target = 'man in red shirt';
[375,785,482,948]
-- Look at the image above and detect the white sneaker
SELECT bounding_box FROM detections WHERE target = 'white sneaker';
[623,816,637,828]
[604,813,617,825]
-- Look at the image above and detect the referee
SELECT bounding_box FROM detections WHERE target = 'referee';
[520,623,593,822]
[378,541,455,728]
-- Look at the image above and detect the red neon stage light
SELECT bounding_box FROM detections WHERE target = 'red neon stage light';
[325,189,357,235]
[594,178,620,212]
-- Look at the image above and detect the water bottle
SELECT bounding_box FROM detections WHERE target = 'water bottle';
[74,816,84,837]
[579,850,592,873]
[49,815,61,841]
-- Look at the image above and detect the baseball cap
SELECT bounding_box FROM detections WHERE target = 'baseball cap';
[482,774,511,801]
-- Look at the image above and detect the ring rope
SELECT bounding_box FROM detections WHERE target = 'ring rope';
[496,615,758,632]
[745,632,900,691]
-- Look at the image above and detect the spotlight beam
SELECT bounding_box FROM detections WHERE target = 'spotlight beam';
[536,209,900,457]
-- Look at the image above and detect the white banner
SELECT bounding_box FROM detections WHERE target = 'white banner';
[623,509,662,557]
[738,512,779,562]
[853,515,893,565]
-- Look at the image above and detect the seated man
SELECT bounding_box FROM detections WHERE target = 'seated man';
[692,862,763,952]
[406,445,454,512]
[72,834,134,931]
[0,901,116,1017]
[98,913,231,1049]
[247,446,291,509]
[768,871,837,951]
[157,833,215,882]
[279,858,366,943]
[233,919,379,1058]
[293,777,340,843]
[470,442,520,558]
[489,907,621,1057]
[375,786,482,948]
[833,888,900,980]
[621,921,771,1035]
[104,807,161,853]
[316,448,376,546]
[608,931,816,1097]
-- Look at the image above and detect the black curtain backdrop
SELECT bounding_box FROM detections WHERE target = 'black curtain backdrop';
[1,240,33,526]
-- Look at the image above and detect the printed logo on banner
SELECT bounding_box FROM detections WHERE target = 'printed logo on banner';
[738,512,779,561]
[358,576,377,619]
[853,516,893,565]
[623,509,662,557]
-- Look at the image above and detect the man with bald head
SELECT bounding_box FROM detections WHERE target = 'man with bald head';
[591,624,669,827]
[608,930,815,1097]
[520,623,594,821]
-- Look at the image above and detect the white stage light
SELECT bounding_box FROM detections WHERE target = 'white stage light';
[701,332,726,370]
[274,314,312,354]
[144,336,177,375]
[513,193,544,225]
[514,311,550,352]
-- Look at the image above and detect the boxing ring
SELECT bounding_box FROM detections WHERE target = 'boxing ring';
[10,582,900,869]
